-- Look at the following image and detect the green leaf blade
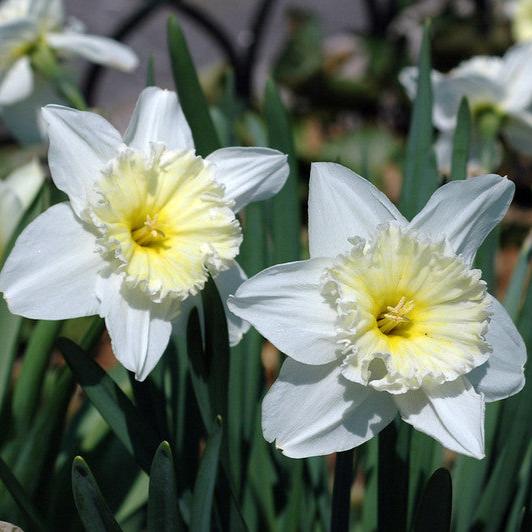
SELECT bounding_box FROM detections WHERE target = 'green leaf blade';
[72,456,123,532]
[167,16,220,157]
[148,441,185,532]
[400,24,439,219]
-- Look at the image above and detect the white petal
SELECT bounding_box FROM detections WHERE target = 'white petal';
[501,43,532,112]
[47,32,138,72]
[0,185,23,252]
[4,158,44,209]
[431,57,503,131]
[28,0,63,26]
[308,163,407,258]
[467,295,526,402]
[123,87,193,152]
[0,203,102,319]
[214,261,250,346]
[503,111,532,156]
[207,147,289,212]
[409,174,514,264]
[227,258,339,365]
[97,275,172,381]
[263,359,397,458]
[41,105,123,217]
[0,57,33,106]
[395,377,485,459]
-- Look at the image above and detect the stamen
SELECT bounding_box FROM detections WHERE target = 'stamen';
[132,214,166,246]
[377,296,415,334]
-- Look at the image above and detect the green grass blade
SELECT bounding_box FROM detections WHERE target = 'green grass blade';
[0,456,46,532]
[412,468,452,532]
[450,97,471,181]
[58,338,159,472]
[0,186,49,416]
[407,431,438,527]
[0,299,22,419]
[148,441,186,532]
[399,24,439,218]
[10,367,74,496]
[504,232,532,320]
[472,279,532,531]
[72,456,123,532]
[146,55,156,87]
[186,308,213,432]
[264,79,301,263]
[190,419,223,532]
[167,16,220,157]
[11,320,63,433]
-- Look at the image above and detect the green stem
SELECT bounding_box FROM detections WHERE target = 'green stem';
[330,448,355,532]
[378,422,410,532]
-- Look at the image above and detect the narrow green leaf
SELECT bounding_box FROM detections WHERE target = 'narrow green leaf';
[190,419,223,532]
[361,438,378,532]
[72,456,122,532]
[504,232,532,320]
[246,415,277,531]
[413,468,452,532]
[407,431,438,527]
[201,277,230,426]
[186,308,213,432]
[0,456,46,532]
[0,185,49,416]
[148,442,185,532]
[400,24,439,218]
[264,79,301,263]
[58,338,159,472]
[10,367,74,497]
[474,227,499,293]
[450,97,471,181]
[146,55,156,87]
[0,299,22,419]
[12,320,63,433]
[472,280,532,531]
[167,16,220,156]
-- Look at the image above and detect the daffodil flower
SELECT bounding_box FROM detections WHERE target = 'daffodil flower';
[228,163,526,459]
[0,158,44,255]
[0,87,289,380]
[401,43,532,172]
[0,0,137,106]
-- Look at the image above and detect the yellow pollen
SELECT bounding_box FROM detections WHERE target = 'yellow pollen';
[377,296,415,335]
[131,214,167,247]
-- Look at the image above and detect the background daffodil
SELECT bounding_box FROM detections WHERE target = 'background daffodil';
[0,86,289,380]
[228,163,526,459]
[401,43,532,173]
[0,0,138,106]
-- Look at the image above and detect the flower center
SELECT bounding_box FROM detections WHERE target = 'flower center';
[131,214,167,247]
[321,224,490,394]
[91,145,242,302]
[377,296,415,334]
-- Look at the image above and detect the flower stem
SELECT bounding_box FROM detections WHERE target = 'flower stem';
[330,448,355,532]
[378,422,411,532]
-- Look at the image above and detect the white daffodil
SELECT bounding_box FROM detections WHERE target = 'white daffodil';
[401,43,532,172]
[0,86,289,380]
[0,158,44,255]
[228,163,526,459]
[0,0,137,106]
